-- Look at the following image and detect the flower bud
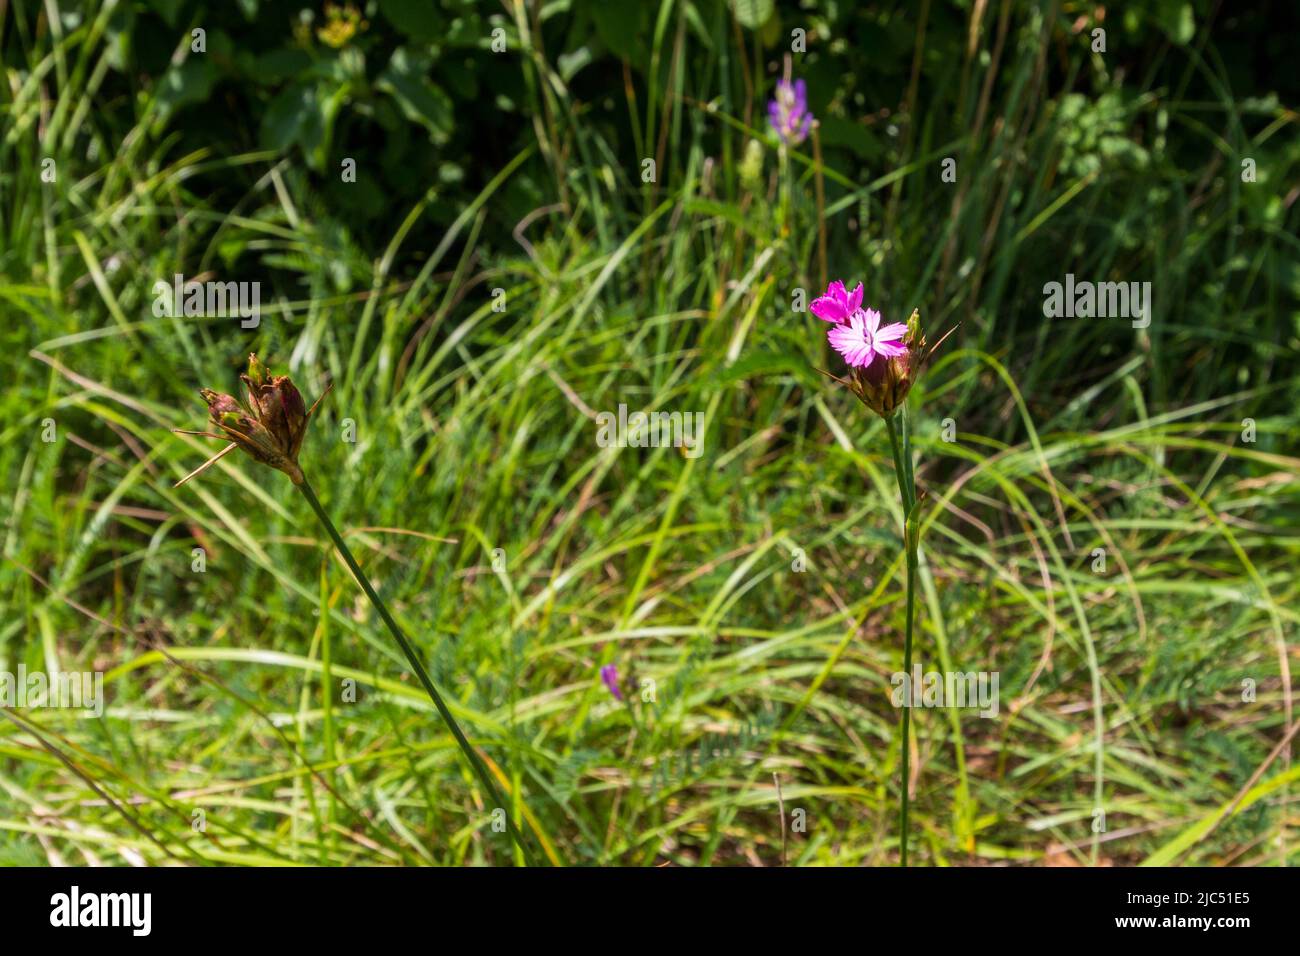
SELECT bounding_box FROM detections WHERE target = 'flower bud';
[844,310,944,419]
[848,349,914,418]
[246,353,268,388]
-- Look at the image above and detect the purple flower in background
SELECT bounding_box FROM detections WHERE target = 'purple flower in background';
[768,78,812,146]
[600,664,623,700]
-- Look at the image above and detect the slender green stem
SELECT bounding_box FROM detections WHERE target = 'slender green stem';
[885,416,912,511]
[811,123,827,289]
[297,476,540,866]
[778,145,792,234]
[885,412,919,866]
[900,535,917,866]
[900,404,916,495]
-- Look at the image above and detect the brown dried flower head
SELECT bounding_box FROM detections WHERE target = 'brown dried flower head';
[176,354,330,487]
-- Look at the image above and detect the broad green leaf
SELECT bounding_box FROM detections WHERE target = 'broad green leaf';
[731,0,774,31]
[377,48,454,145]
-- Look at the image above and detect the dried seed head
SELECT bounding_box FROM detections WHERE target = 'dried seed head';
[179,355,330,487]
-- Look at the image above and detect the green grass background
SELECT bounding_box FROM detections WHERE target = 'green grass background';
[1,0,1298,866]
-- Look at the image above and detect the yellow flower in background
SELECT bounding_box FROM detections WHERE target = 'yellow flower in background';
[317,3,367,49]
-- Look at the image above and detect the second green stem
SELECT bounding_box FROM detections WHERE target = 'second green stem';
[297,476,539,866]
[886,410,919,867]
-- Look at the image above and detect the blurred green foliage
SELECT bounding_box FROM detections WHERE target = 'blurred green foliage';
[14,0,1295,259]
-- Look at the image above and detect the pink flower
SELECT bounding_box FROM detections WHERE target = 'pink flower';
[600,663,623,701]
[812,281,909,370]
[827,308,909,369]
[809,280,863,323]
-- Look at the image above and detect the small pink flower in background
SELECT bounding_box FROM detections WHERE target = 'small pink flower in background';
[600,663,623,700]
[811,280,909,370]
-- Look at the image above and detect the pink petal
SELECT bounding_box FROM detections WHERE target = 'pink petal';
[847,348,877,368]
[826,325,854,349]
[875,322,908,343]
[810,295,849,323]
[873,340,907,358]
[827,326,876,368]
[847,283,864,313]
[826,280,848,307]
[861,308,882,335]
